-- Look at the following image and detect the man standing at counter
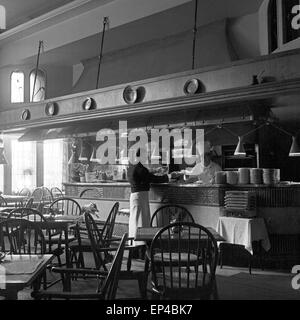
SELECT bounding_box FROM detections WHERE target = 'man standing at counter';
[127,145,169,249]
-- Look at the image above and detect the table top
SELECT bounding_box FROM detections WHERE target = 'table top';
[217,216,271,254]
[2,195,27,203]
[135,227,225,242]
[0,254,53,290]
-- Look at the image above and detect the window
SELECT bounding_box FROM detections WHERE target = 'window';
[11,71,25,103]
[0,166,3,193]
[11,139,36,193]
[43,139,65,188]
[30,69,46,102]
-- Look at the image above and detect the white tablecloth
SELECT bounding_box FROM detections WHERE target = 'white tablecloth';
[216,217,271,255]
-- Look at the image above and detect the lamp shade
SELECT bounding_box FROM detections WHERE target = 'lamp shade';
[68,150,76,165]
[78,141,90,161]
[90,146,98,162]
[289,136,300,157]
[0,147,8,165]
[234,136,246,156]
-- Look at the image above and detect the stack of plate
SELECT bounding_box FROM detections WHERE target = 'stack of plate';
[226,171,238,185]
[224,190,256,217]
[250,168,263,184]
[215,171,226,184]
[238,168,250,184]
[263,168,280,185]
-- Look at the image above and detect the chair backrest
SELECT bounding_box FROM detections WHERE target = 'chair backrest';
[150,222,218,299]
[50,187,63,200]
[49,197,81,216]
[0,195,7,207]
[18,188,31,197]
[79,188,103,198]
[101,202,119,244]
[0,218,46,254]
[31,187,44,202]
[24,197,34,208]
[150,204,194,227]
[84,203,119,270]
[7,208,46,222]
[99,233,127,300]
[84,212,105,269]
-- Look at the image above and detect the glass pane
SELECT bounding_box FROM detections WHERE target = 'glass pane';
[11,71,24,103]
[11,139,36,193]
[43,139,64,188]
[30,69,46,102]
[0,166,3,194]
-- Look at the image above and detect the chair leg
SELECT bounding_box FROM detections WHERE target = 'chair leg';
[219,243,223,269]
[212,280,219,300]
[127,249,132,272]
[248,253,252,275]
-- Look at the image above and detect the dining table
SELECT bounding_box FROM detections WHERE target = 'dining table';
[135,226,225,243]
[2,195,27,206]
[0,254,54,300]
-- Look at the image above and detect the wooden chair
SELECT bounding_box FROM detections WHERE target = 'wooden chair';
[70,202,119,268]
[50,187,63,200]
[0,195,8,207]
[31,234,127,300]
[31,187,53,213]
[7,208,46,221]
[18,187,31,197]
[79,188,103,198]
[149,222,219,300]
[83,211,147,298]
[151,204,194,227]
[0,218,46,255]
[49,197,81,216]
[6,208,64,267]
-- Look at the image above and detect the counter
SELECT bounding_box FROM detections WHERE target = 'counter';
[64,181,300,266]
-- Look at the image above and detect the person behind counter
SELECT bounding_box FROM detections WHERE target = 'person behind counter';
[183,151,222,184]
[127,146,169,250]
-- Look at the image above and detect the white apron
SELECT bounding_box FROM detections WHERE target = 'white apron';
[129,191,150,246]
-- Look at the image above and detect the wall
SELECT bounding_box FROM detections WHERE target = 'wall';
[72,13,261,93]
[0,64,73,110]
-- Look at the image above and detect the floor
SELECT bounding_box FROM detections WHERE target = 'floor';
[16,253,300,300]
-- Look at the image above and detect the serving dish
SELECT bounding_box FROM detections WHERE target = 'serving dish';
[123,86,138,104]
[183,78,201,95]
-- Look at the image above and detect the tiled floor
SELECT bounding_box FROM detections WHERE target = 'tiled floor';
[15,253,300,300]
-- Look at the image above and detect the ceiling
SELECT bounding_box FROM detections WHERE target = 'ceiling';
[1,0,75,30]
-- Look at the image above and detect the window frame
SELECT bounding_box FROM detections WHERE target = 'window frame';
[10,70,25,103]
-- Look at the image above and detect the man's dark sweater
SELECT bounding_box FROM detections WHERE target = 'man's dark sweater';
[127,162,169,193]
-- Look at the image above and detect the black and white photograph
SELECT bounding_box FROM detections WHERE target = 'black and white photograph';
[0,0,300,307]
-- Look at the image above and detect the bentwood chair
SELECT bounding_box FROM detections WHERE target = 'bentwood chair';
[31,234,127,300]
[150,204,194,227]
[0,195,8,207]
[79,188,103,198]
[50,187,63,200]
[18,187,31,198]
[149,222,219,300]
[31,187,53,213]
